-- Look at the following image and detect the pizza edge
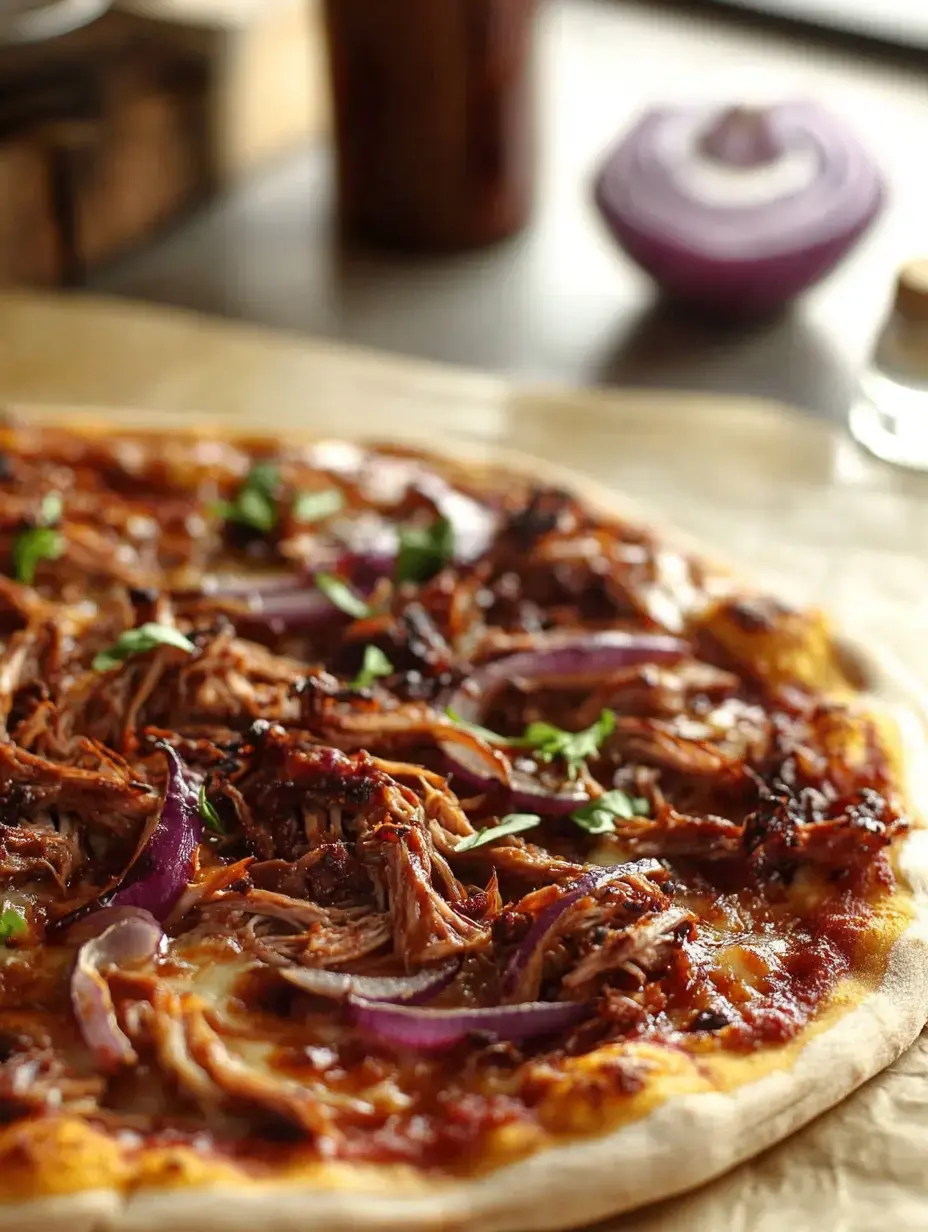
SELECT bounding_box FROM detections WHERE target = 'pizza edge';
[0,415,925,1232]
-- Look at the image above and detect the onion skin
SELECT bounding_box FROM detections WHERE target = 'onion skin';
[70,911,163,1071]
[346,996,591,1051]
[594,101,883,315]
[109,745,201,922]
[440,633,688,813]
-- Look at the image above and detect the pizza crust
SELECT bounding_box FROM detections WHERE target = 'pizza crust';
[2,422,927,1232]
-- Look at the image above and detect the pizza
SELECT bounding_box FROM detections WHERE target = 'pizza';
[0,417,924,1232]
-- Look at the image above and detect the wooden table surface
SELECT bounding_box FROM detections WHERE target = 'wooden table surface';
[89,0,928,419]
[2,288,928,1229]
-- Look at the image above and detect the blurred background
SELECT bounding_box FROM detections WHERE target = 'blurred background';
[3,0,928,421]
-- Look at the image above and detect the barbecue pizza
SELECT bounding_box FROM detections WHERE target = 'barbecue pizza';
[0,418,925,1232]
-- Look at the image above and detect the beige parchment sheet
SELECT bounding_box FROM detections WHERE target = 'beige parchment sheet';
[0,291,926,1231]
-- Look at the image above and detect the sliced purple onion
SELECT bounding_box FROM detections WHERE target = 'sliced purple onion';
[71,911,164,1071]
[199,572,309,599]
[595,101,883,315]
[281,959,459,1005]
[347,995,590,1051]
[441,632,687,813]
[109,745,201,921]
[501,860,662,1002]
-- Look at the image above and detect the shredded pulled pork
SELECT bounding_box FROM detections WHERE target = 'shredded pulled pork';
[0,427,905,1164]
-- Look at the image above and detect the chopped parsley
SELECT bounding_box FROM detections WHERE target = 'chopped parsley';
[445,707,616,780]
[0,905,27,943]
[351,645,394,689]
[93,623,195,672]
[12,490,64,585]
[316,573,372,620]
[454,814,541,852]
[216,461,280,534]
[198,783,224,835]
[292,488,344,524]
[570,789,650,835]
[395,517,454,584]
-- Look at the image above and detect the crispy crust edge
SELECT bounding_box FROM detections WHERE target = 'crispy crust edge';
[1,419,926,1232]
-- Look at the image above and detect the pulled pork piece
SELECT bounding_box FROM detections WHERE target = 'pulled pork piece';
[745,782,903,873]
[601,798,745,861]
[562,906,695,994]
[0,1048,104,1117]
[372,824,488,968]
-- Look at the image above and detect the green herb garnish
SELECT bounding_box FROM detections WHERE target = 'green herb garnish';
[445,707,616,780]
[12,490,64,585]
[316,572,372,620]
[352,645,394,689]
[454,814,541,852]
[0,906,27,943]
[395,517,454,584]
[521,710,616,781]
[216,461,280,534]
[292,488,344,524]
[570,789,650,835]
[198,783,225,835]
[93,623,195,672]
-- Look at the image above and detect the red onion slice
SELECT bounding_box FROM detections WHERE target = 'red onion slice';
[347,996,590,1051]
[70,911,163,1071]
[280,959,460,1005]
[441,633,687,813]
[109,745,201,921]
[501,860,663,1002]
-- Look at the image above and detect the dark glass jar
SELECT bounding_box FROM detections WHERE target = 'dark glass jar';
[323,0,536,253]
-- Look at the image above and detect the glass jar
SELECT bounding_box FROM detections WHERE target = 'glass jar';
[323,0,537,253]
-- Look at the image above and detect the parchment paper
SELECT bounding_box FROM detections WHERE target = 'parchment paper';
[0,291,926,1231]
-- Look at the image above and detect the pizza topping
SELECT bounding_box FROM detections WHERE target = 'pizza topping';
[440,633,688,811]
[0,428,908,1175]
[280,957,460,1004]
[70,910,163,1071]
[346,995,592,1052]
[11,492,64,586]
[108,745,201,920]
[92,624,195,672]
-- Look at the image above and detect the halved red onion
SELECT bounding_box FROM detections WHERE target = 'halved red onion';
[501,860,662,1002]
[347,995,590,1051]
[281,958,459,1005]
[70,911,163,1071]
[595,101,883,315]
[109,745,201,921]
[440,632,687,813]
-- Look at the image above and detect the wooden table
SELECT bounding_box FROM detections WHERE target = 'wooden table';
[89,0,928,419]
[2,288,928,1230]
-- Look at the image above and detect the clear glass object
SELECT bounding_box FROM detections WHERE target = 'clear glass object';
[849,258,928,471]
[0,0,110,44]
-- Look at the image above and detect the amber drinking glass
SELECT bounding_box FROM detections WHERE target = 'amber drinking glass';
[323,0,536,253]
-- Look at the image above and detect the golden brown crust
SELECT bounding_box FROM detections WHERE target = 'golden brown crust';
[0,412,925,1231]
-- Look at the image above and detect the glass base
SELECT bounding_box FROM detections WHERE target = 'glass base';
[849,387,928,473]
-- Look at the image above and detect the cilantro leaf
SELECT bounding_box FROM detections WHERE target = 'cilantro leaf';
[217,462,280,534]
[316,573,372,620]
[454,814,541,852]
[395,517,454,584]
[292,488,344,524]
[198,783,225,834]
[13,526,62,585]
[12,490,64,585]
[570,789,651,835]
[352,645,394,689]
[523,710,616,780]
[444,707,616,780]
[0,905,27,943]
[93,623,195,672]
